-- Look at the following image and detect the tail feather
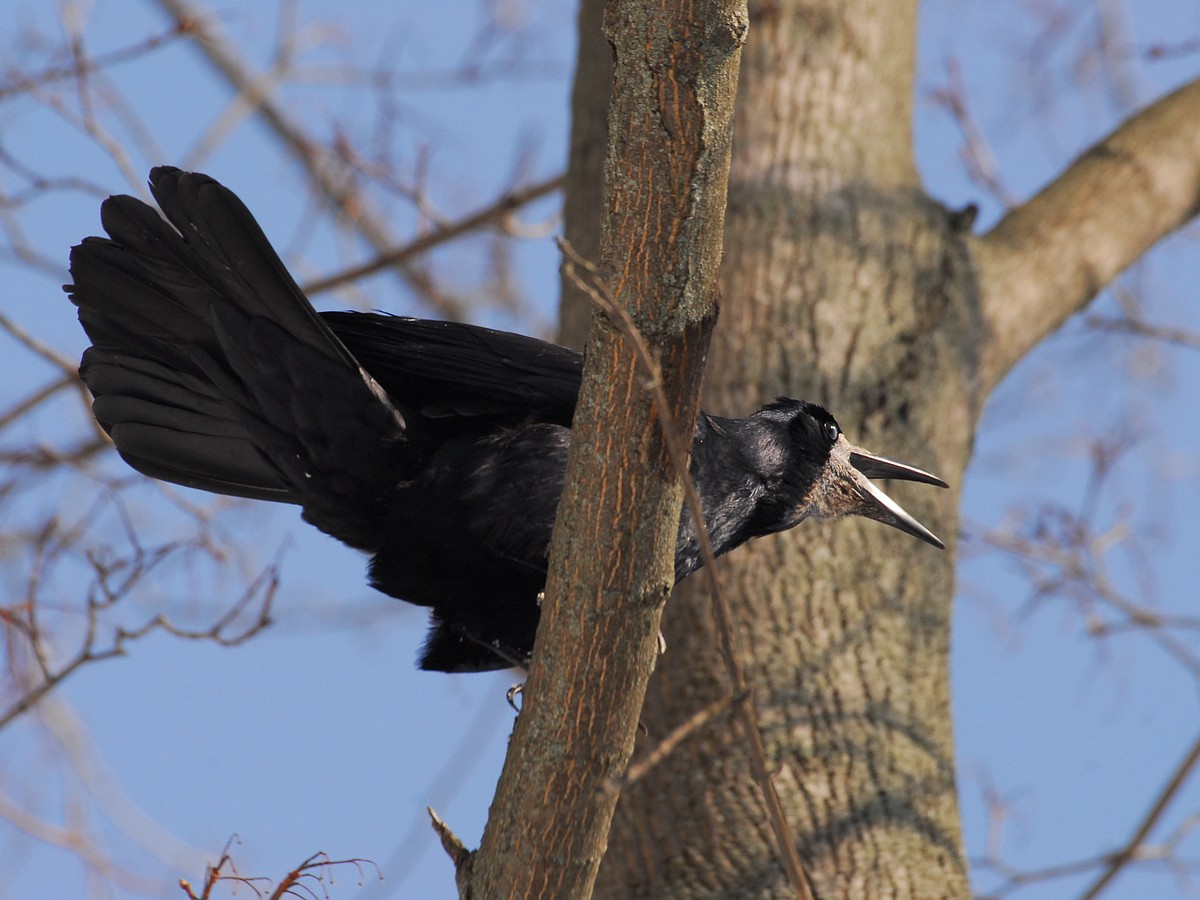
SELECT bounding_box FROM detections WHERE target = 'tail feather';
[84,347,292,501]
[67,167,408,550]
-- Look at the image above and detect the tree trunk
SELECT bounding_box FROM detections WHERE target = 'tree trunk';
[595,1,978,896]
[465,1,747,896]
[558,0,612,349]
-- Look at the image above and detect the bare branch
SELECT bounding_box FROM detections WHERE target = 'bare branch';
[964,423,1200,895]
[976,76,1200,391]
[302,174,563,297]
[0,22,187,100]
[604,693,742,793]
[0,780,161,895]
[1077,732,1200,900]
[178,844,381,900]
[1086,313,1200,350]
[0,552,277,731]
[152,0,481,318]
[0,374,77,432]
[427,807,471,877]
[929,57,1018,208]
[0,309,79,377]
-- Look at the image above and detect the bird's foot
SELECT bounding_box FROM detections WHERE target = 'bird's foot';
[536,591,545,607]
[657,630,667,656]
[506,682,524,712]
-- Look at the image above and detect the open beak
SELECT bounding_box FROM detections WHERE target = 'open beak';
[843,445,949,549]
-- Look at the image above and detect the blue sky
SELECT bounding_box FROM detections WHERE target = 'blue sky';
[1,2,1199,898]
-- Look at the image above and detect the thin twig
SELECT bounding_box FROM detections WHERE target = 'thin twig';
[302,174,564,296]
[153,0,467,318]
[1086,314,1200,349]
[0,374,78,433]
[0,555,276,731]
[0,24,187,100]
[929,56,1018,208]
[604,692,744,794]
[1077,732,1200,900]
[0,310,80,376]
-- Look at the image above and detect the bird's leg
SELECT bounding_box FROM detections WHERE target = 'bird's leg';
[508,591,655,713]
[509,590,541,708]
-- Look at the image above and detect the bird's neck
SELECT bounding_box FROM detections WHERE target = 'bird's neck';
[675,414,781,580]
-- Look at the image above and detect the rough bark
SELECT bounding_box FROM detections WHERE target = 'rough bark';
[463,1,747,897]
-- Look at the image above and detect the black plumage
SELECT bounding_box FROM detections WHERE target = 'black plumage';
[67,167,948,673]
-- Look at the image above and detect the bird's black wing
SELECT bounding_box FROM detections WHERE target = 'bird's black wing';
[322,313,582,426]
[68,167,410,551]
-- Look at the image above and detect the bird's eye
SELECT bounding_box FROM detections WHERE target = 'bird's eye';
[823,422,839,443]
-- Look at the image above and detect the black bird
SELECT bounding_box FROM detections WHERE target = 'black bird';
[67,167,948,673]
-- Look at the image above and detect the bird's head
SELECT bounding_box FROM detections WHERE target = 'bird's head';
[751,398,949,548]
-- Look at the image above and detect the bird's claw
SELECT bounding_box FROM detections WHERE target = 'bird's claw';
[506,682,524,712]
